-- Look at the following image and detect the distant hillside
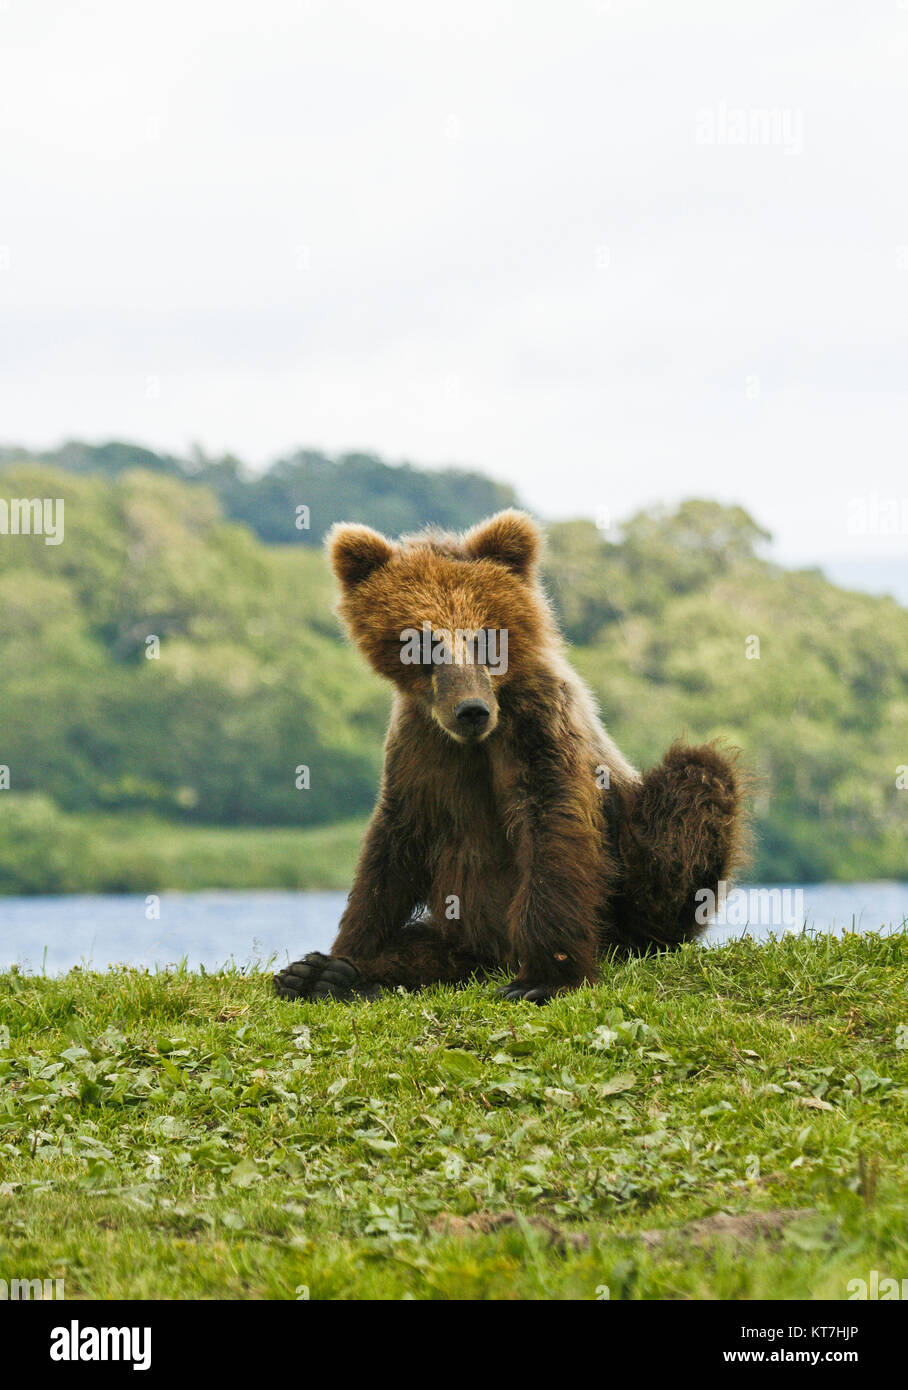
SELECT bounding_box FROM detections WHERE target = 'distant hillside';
[0,460,906,884]
[0,462,387,830]
[0,441,521,546]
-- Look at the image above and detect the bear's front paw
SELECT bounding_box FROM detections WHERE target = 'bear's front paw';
[496,979,561,1004]
[273,952,362,1002]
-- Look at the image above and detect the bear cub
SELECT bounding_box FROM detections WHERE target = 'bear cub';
[274,510,745,1004]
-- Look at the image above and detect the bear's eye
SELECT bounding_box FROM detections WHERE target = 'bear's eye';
[469,630,491,665]
[391,630,433,670]
[478,626,509,672]
[475,627,497,661]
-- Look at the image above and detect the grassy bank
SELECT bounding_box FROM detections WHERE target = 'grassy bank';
[0,804,367,894]
[83,813,367,892]
[1,931,906,1299]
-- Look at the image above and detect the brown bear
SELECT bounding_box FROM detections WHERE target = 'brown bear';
[274,509,746,1004]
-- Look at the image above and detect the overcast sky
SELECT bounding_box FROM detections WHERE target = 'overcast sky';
[1,1,906,568]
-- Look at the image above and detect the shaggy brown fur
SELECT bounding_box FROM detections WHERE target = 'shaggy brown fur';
[274,509,747,1004]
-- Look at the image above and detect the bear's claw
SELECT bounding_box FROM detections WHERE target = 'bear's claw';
[273,952,362,1002]
[496,980,559,1004]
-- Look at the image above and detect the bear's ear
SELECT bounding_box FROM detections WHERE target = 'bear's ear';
[463,509,541,577]
[327,523,395,589]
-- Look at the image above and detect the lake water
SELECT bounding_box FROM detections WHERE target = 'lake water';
[0,883,905,975]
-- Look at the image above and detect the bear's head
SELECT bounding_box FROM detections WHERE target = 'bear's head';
[327,509,557,743]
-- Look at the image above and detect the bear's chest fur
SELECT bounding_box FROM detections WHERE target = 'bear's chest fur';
[392,725,524,960]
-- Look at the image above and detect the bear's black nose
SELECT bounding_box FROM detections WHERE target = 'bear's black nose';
[454,698,491,732]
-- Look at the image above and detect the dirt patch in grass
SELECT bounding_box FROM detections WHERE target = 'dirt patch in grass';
[430,1212,590,1251]
[430,1207,818,1253]
[638,1209,818,1249]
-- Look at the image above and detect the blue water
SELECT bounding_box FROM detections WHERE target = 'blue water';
[0,883,905,976]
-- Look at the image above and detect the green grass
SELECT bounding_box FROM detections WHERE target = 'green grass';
[6,811,368,895]
[84,813,367,892]
[1,931,907,1300]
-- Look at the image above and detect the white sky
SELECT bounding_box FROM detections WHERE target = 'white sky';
[1,0,907,564]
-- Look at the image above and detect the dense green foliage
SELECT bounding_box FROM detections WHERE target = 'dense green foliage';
[0,931,905,1298]
[0,799,364,894]
[0,456,905,888]
[0,463,387,833]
